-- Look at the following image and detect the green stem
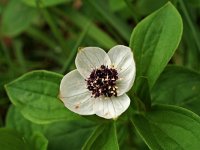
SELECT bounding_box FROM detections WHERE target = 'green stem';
[179,0,200,53]
[60,22,90,74]
[86,0,131,42]
[13,40,26,73]
[1,42,14,76]
[81,125,105,150]
[53,7,117,49]
[42,9,68,55]
[123,0,139,23]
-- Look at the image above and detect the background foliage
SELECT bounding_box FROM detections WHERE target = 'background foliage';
[1,0,200,150]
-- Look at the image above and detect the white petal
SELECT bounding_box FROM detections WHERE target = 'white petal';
[108,45,136,95]
[75,47,111,78]
[60,69,87,98]
[94,94,130,119]
[61,92,95,115]
[59,70,94,115]
[117,60,136,95]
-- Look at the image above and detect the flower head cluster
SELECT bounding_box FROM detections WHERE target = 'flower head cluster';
[59,45,136,119]
[86,65,118,98]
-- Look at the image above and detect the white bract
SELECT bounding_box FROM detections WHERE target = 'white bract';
[59,45,136,119]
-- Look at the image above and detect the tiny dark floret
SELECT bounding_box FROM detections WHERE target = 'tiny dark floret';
[86,65,118,98]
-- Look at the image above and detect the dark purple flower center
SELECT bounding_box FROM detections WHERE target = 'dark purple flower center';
[86,65,118,98]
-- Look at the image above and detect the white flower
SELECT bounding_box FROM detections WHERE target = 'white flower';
[59,45,136,119]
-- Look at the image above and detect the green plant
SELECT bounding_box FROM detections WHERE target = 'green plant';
[1,0,200,150]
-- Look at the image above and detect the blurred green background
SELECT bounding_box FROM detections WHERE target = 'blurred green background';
[1,0,200,130]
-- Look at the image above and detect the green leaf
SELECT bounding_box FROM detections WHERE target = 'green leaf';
[22,0,71,7]
[6,105,96,150]
[83,122,119,150]
[30,133,48,150]
[0,128,29,150]
[46,119,97,150]
[130,2,183,89]
[131,104,200,150]
[5,70,80,124]
[152,65,200,115]
[134,77,151,110]
[1,0,37,37]
[6,105,48,150]
[82,125,105,150]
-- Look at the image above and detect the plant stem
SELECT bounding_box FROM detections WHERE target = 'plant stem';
[1,42,14,77]
[42,8,68,55]
[123,0,139,23]
[13,40,26,73]
[60,22,90,74]
[82,124,105,150]
[179,0,200,53]
[86,0,131,42]
[53,7,117,49]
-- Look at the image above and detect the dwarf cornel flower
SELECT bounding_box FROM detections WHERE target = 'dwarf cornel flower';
[59,45,136,119]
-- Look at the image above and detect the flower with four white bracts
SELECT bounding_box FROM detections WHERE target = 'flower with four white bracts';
[59,45,136,119]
